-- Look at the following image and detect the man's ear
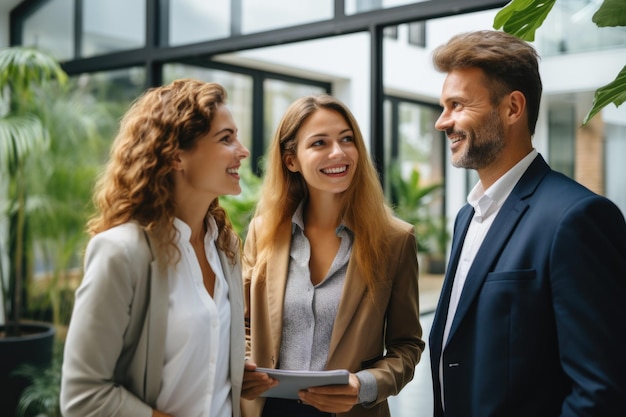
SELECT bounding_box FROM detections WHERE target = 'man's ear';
[503,90,526,126]
[284,154,299,172]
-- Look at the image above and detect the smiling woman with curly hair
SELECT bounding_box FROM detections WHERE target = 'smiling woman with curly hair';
[61,78,250,417]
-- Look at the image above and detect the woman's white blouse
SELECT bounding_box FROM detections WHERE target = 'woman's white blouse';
[156,217,232,417]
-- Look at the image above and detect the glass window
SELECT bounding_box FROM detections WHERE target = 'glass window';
[263,78,327,152]
[241,0,333,34]
[548,105,575,178]
[163,64,254,156]
[536,0,626,56]
[22,0,73,61]
[168,0,230,46]
[398,102,442,182]
[82,0,145,57]
[345,0,426,15]
[384,98,443,204]
[407,21,426,47]
[74,67,146,128]
[605,110,626,215]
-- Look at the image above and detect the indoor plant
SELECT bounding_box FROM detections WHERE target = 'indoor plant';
[388,163,448,273]
[0,45,66,415]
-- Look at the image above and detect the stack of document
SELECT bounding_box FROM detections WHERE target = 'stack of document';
[256,367,350,399]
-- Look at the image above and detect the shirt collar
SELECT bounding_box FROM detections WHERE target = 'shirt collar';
[467,149,538,222]
[291,201,351,236]
[173,216,218,243]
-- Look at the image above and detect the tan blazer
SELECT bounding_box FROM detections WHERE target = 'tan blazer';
[61,222,246,417]
[242,216,424,417]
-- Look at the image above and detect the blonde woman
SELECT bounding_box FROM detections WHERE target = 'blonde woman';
[241,94,424,417]
[61,79,249,417]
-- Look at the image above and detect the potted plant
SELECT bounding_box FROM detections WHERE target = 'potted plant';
[0,46,67,415]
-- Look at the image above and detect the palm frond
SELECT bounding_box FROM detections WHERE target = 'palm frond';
[0,46,67,93]
[0,114,49,172]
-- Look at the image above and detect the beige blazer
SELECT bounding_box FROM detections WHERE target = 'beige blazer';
[242,216,424,417]
[61,221,246,417]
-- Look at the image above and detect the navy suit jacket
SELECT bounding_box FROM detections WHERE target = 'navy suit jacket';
[429,154,626,417]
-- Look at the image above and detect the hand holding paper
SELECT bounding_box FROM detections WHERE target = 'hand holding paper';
[255,367,350,400]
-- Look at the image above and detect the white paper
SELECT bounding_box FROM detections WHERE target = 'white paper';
[255,367,350,399]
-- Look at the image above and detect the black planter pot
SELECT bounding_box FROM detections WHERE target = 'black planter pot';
[0,322,55,416]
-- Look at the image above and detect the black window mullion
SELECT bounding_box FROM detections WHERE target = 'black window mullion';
[370,24,384,184]
[74,0,82,58]
[251,73,264,176]
[145,0,160,87]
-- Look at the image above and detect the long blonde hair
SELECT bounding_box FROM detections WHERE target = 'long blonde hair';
[251,94,394,294]
[88,78,239,263]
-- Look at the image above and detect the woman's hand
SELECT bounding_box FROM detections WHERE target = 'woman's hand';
[297,373,361,413]
[241,360,279,400]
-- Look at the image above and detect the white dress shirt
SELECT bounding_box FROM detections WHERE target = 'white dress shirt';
[439,149,538,408]
[156,217,232,417]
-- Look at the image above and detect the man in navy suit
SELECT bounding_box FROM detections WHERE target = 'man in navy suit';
[429,30,626,416]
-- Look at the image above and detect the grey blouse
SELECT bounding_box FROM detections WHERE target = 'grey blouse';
[279,203,377,403]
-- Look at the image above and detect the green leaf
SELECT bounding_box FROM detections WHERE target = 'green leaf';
[0,114,49,172]
[592,0,626,27]
[493,0,534,29]
[493,0,556,41]
[583,65,626,124]
[0,46,67,92]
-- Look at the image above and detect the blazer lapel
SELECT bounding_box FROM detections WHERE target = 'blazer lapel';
[445,196,528,343]
[430,205,473,356]
[444,155,549,345]
[327,257,367,361]
[144,232,168,404]
[265,222,292,361]
[219,249,243,317]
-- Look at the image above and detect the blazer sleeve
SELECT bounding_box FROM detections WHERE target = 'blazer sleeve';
[366,221,425,402]
[60,230,153,417]
[552,195,626,414]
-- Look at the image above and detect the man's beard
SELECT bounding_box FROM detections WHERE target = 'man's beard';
[452,109,505,170]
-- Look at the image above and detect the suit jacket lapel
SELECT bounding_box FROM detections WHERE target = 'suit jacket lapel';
[144,231,168,404]
[266,222,292,361]
[430,205,473,356]
[218,249,243,316]
[443,155,549,346]
[328,257,366,361]
[445,196,528,343]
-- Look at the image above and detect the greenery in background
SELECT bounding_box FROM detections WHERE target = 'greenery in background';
[494,0,626,124]
[0,46,67,335]
[220,163,262,239]
[0,46,117,336]
[24,77,117,333]
[388,163,448,257]
[13,339,64,417]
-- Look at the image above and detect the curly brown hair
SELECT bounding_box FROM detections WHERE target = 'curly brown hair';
[88,78,239,264]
